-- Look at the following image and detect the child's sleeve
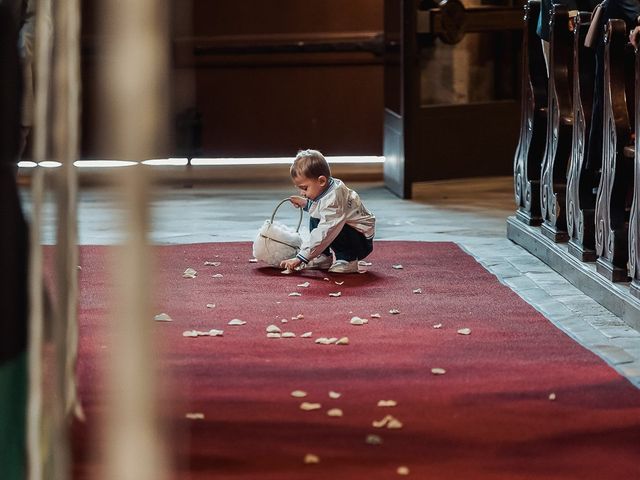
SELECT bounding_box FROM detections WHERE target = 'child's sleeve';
[296,201,347,264]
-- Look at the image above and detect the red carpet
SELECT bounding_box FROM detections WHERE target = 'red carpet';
[72,241,640,479]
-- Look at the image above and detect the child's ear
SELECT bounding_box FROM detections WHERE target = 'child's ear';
[318,175,327,186]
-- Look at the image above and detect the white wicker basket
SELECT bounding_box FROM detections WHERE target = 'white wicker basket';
[252,198,303,267]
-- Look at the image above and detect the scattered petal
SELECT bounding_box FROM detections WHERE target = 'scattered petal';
[154,313,172,322]
[365,434,383,445]
[389,309,400,315]
[549,393,556,401]
[370,313,381,319]
[327,408,343,417]
[433,323,442,329]
[266,333,281,339]
[350,316,368,326]
[77,265,82,270]
[281,318,288,323]
[334,281,345,285]
[297,282,311,288]
[304,454,320,464]
[323,277,330,281]
[329,292,342,297]
[336,337,350,345]
[291,390,307,398]
[212,274,223,278]
[249,258,258,263]
[412,288,422,294]
[182,268,197,278]
[359,261,372,266]
[300,402,322,411]
[266,325,282,333]
[292,314,304,320]
[397,466,410,476]
[281,269,293,275]
[289,292,302,297]
[431,368,446,375]
[457,328,471,335]
[206,304,216,309]
[315,337,338,345]
[301,332,313,338]
[204,261,221,266]
[377,400,397,407]
[387,418,403,429]
[329,391,342,399]
[281,332,296,338]
[228,319,246,326]
[392,264,404,269]
[183,329,223,337]
[372,415,393,428]
[185,413,204,420]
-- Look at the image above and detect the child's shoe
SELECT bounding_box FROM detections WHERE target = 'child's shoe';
[328,259,359,274]
[304,254,333,270]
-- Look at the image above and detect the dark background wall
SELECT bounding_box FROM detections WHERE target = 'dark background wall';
[81,0,385,159]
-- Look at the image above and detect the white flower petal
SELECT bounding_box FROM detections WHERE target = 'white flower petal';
[182,267,197,278]
[185,413,204,420]
[304,454,320,464]
[228,319,246,326]
[300,402,322,411]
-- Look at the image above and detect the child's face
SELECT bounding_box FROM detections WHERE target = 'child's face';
[293,174,328,201]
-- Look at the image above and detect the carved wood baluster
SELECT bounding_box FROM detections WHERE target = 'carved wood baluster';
[567,12,597,261]
[595,20,633,282]
[515,0,547,226]
[540,5,572,242]
[629,46,640,297]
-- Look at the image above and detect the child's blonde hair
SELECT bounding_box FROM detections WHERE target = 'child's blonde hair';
[290,149,331,179]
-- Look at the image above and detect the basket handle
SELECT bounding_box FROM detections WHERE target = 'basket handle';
[271,198,304,232]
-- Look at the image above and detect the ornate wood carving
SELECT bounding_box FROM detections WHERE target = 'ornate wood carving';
[630,47,640,297]
[514,0,547,226]
[594,19,634,282]
[566,12,597,261]
[540,5,572,242]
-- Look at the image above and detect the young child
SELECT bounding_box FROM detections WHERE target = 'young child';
[280,149,375,274]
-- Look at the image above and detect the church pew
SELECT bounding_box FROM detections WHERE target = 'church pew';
[566,12,597,261]
[594,19,635,282]
[628,44,640,297]
[514,0,548,226]
[540,5,573,242]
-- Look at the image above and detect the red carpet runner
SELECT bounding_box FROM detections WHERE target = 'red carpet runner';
[73,241,640,479]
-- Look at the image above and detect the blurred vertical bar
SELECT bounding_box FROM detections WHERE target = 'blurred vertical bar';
[97,0,170,478]
[28,0,53,479]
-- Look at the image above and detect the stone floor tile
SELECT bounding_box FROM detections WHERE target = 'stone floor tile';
[590,345,636,365]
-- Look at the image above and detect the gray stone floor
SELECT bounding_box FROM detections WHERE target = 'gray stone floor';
[20,174,640,387]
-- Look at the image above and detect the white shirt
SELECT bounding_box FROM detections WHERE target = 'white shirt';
[296,178,375,263]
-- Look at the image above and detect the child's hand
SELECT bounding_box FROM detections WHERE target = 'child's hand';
[289,196,307,208]
[280,257,302,271]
